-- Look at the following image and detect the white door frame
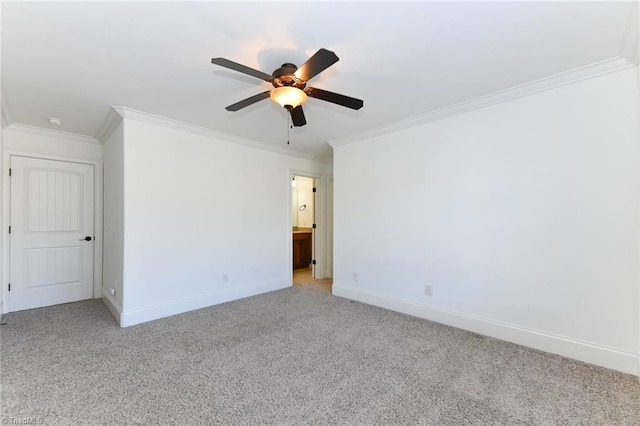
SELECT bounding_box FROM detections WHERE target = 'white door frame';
[1,151,103,314]
[288,169,329,283]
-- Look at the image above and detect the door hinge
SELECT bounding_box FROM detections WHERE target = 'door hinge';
[312,187,317,193]
[312,224,316,229]
[7,283,10,292]
[8,168,11,177]
[8,226,10,234]
[312,260,317,265]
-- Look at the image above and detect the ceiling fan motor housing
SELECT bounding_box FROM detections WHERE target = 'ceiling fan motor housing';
[272,63,306,89]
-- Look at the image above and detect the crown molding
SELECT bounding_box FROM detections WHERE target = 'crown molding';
[620,1,639,65]
[330,57,636,149]
[95,107,123,143]
[4,123,100,145]
[110,106,329,164]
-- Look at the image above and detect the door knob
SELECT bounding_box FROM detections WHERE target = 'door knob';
[80,236,93,241]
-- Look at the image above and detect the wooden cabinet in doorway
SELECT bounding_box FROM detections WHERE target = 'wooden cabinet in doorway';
[293,232,312,269]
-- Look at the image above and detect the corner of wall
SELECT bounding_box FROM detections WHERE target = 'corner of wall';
[96,107,124,144]
[1,96,14,129]
[621,1,639,65]
[101,293,123,326]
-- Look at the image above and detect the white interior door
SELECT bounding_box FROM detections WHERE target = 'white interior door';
[9,156,95,311]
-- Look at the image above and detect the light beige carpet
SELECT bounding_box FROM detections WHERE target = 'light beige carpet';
[1,286,639,425]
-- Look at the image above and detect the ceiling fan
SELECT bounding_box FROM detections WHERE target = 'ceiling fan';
[211,48,363,127]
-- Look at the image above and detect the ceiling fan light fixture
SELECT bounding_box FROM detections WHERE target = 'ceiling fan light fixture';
[270,86,307,109]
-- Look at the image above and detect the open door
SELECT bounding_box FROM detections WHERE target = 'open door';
[292,175,315,275]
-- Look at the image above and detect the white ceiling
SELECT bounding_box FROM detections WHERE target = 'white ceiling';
[1,1,636,161]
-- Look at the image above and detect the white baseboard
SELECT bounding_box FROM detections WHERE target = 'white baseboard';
[120,279,290,327]
[101,293,123,325]
[333,283,638,375]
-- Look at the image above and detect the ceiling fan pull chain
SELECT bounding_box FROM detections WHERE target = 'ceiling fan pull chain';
[287,111,290,145]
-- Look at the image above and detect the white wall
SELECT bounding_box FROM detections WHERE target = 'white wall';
[1,125,103,313]
[102,121,124,316]
[332,68,640,374]
[326,177,333,279]
[115,118,330,326]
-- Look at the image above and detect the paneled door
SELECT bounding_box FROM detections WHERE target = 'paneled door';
[9,156,95,311]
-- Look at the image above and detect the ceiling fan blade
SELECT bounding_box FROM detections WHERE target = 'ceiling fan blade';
[294,48,339,82]
[225,91,271,111]
[289,105,307,127]
[211,58,273,82]
[305,87,364,110]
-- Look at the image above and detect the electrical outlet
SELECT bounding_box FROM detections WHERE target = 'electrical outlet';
[222,273,229,283]
[425,285,433,297]
[352,272,358,282]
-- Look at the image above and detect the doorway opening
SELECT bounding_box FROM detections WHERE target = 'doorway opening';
[291,174,332,294]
